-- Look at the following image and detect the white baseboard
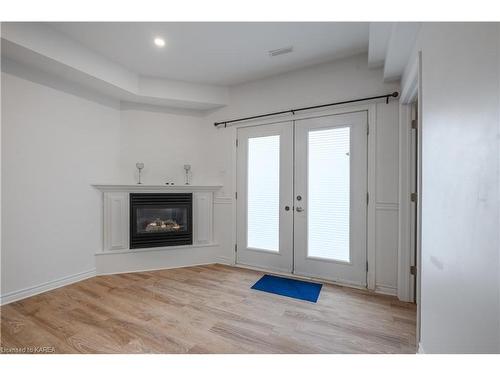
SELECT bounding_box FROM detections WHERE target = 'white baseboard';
[0,269,96,306]
[374,284,398,296]
[96,262,215,276]
[214,256,235,265]
[417,342,425,354]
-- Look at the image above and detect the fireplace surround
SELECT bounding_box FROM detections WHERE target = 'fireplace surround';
[130,193,193,248]
[93,184,221,255]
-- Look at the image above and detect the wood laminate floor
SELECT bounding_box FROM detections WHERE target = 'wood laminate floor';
[0,264,416,353]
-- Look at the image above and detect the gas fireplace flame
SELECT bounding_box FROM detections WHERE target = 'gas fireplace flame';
[145,218,181,232]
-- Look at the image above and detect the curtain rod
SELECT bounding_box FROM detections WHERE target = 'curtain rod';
[214,91,399,127]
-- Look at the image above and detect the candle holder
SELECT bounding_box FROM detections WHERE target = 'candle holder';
[136,162,144,184]
[184,164,191,185]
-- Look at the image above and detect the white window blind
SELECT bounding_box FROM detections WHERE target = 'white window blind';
[307,127,350,262]
[247,135,280,252]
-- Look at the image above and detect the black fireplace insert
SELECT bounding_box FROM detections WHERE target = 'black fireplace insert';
[130,193,193,249]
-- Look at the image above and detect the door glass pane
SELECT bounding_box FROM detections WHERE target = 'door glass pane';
[308,127,350,262]
[247,135,280,251]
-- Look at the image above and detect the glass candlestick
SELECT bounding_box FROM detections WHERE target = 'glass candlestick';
[184,164,191,185]
[136,162,144,184]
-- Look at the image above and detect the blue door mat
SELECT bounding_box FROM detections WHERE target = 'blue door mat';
[251,274,323,303]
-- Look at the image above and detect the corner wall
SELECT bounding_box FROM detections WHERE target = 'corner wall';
[1,72,122,302]
[404,23,500,353]
[0,70,225,303]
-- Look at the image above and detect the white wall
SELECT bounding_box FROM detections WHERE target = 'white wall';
[1,71,122,301]
[117,106,221,186]
[206,54,401,293]
[403,23,500,353]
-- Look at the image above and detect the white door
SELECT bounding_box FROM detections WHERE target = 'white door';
[236,112,367,286]
[293,112,368,286]
[236,122,294,273]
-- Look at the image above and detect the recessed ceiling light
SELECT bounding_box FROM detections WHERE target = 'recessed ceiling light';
[154,37,165,47]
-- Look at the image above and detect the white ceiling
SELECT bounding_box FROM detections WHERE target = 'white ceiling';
[48,22,369,86]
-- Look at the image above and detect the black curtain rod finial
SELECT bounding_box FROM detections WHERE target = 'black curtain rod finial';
[387,92,398,104]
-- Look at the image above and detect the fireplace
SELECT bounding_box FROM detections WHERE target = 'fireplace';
[130,193,193,249]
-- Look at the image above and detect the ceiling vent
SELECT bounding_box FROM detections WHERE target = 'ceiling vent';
[268,46,293,57]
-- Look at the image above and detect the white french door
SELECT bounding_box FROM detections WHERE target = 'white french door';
[236,122,294,272]
[293,112,367,286]
[236,111,368,286]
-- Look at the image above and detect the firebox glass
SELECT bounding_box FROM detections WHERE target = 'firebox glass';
[136,207,187,234]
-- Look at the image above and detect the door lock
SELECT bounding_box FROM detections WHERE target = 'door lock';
[285,206,290,211]
[296,195,302,201]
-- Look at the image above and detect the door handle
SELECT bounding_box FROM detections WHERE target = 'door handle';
[296,207,304,212]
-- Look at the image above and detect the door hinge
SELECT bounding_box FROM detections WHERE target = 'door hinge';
[236,138,239,147]
[235,191,238,200]
[366,261,369,272]
[410,192,418,202]
[411,119,418,130]
[410,265,417,275]
[367,192,369,205]
[234,244,238,253]
[367,124,369,135]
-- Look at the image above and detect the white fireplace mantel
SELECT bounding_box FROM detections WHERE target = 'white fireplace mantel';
[92,184,222,253]
[92,184,222,193]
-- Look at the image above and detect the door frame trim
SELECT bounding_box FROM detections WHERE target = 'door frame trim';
[397,103,414,302]
[230,103,377,292]
[366,104,377,291]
